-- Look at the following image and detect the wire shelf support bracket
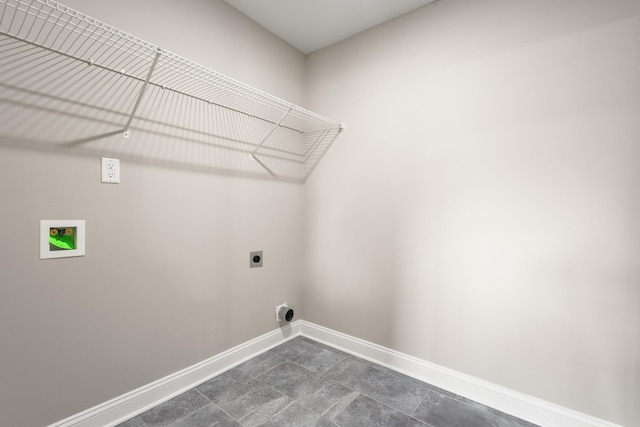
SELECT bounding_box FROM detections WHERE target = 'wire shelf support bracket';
[123,48,161,135]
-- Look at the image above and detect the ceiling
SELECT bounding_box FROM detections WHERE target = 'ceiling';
[224,0,438,54]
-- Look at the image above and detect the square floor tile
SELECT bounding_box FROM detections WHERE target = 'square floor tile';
[330,394,428,427]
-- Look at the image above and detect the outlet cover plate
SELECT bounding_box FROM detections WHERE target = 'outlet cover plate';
[250,250,263,268]
[275,303,288,322]
[101,157,120,184]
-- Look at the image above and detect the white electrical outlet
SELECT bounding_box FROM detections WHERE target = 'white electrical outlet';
[101,157,120,183]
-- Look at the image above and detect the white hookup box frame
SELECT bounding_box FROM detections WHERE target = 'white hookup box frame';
[40,220,86,259]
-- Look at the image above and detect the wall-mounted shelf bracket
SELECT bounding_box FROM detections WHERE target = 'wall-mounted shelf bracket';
[250,106,293,176]
[124,49,162,132]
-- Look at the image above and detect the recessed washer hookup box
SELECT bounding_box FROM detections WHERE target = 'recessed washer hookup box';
[40,220,85,259]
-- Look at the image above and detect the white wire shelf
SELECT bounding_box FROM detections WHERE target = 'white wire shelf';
[0,0,343,181]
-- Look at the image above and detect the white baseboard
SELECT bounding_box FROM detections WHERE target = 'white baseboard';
[47,322,302,427]
[297,321,622,427]
[48,320,621,427]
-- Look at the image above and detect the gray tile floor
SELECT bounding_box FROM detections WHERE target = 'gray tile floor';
[118,337,539,427]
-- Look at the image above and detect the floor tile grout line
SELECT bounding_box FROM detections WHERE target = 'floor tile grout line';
[351,390,431,425]
[235,385,291,425]
[413,389,514,425]
[269,343,351,368]
[409,389,433,418]
[345,354,433,391]
[212,403,239,426]
[194,388,213,404]
[193,386,250,426]
[252,359,289,380]
[297,384,357,421]
[284,358,324,375]
[265,399,297,423]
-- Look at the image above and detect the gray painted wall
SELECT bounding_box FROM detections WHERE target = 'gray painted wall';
[0,1,305,426]
[2,1,639,426]
[303,1,640,426]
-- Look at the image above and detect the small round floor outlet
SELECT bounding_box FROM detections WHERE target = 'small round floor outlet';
[276,304,294,322]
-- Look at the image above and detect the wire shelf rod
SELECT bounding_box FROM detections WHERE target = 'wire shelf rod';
[11,0,35,36]
[49,3,81,49]
[3,0,158,54]
[3,4,155,64]
[27,0,55,43]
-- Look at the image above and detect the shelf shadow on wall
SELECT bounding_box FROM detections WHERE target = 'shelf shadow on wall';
[0,82,322,183]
